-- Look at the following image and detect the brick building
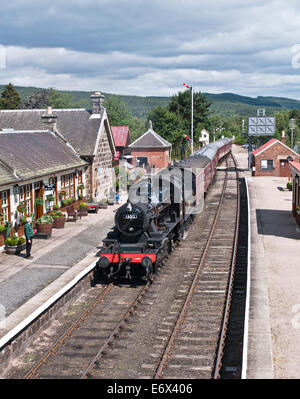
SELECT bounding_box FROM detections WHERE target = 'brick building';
[289,162,300,225]
[0,91,116,201]
[111,126,131,159]
[252,138,300,177]
[129,121,172,170]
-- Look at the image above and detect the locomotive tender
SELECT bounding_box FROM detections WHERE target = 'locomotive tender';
[96,138,232,280]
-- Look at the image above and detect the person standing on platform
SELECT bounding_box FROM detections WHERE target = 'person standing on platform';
[24,217,34,259]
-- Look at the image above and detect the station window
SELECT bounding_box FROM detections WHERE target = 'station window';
[1,191,9,222]
[261,159,274,170]
[136,157,148,166]
[61,173,75,198]
[19,184,32,215]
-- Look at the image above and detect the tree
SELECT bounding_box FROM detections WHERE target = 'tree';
[167,89,212,130]
[0,83,21,109]
[48,88,74,108]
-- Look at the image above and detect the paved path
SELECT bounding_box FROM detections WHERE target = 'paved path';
[233,144,300,378]
[0,196,127,320]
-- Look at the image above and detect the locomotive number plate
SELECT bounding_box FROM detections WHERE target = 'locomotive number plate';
[123,214,137,220]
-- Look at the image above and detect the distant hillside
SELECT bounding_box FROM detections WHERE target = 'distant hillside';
[1,85,300,120]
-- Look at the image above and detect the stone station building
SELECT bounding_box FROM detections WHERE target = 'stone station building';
[0,91,116,202]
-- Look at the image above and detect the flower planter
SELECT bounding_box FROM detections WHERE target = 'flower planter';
[4,243,26,255]
[0,231,6,246]
[53,217,66,229]
[36,223,53,234]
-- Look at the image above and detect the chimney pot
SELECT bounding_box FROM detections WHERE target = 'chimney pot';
[91,91,105,114]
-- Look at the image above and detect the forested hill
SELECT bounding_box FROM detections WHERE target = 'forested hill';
[1,84,300,120]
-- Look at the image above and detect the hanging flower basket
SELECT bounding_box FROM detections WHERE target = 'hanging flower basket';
[77,184,85,191]
[59,190,67,197]
[35,197,44,206]
[46,194,55,202]
[17,203,26,213]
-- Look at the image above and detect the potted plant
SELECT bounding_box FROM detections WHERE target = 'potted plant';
[51,210,66,229]
[35,197,44,206]
[4,235,26,255]
[35,214,54,234]
[287,182,293,191]
[77,183,85,191]
[78,202,89,216]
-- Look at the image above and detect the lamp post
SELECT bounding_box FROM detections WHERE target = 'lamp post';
[183,83,194,154]
[289,118,296,150]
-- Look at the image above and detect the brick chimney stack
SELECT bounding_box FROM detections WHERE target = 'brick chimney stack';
[281,130,286,145]
[91,91,105,115]
[41,106,58,132]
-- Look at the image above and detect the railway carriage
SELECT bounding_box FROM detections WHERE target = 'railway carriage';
[96,138,232,280]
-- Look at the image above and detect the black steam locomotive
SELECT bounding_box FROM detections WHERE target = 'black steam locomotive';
[95,138,232,280]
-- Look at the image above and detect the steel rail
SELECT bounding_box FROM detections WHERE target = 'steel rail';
[23,283,114,379]
[80,280,151,379]
[153,155,231,379]
[213,153,240,379]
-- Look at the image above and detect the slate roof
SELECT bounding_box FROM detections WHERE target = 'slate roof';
[111,126,130,148]
[0,109,104,156]
[0,130,87,184]
[0,161,18,186]
[129,122,171,149]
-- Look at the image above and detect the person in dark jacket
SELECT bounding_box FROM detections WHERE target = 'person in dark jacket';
[24,217,34,259]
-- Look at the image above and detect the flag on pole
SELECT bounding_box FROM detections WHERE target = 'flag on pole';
[184,134,191,141]
[183,82,190,89]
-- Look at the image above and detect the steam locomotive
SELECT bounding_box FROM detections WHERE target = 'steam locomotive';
[95,138,232,280]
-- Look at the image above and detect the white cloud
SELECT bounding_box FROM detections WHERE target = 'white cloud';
[1,1,300,98]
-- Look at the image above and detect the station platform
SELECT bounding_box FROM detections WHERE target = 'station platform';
[0,196,126,346]
[233,145,300,379]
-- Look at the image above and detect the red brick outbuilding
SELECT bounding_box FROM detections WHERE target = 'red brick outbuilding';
[252,139,300,177]
[129,121,172,170]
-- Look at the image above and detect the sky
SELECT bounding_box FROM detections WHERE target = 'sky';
[1,0,300,98]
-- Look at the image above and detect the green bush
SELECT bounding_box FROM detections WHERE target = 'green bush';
[36,214,54,224]
[287,182,293,190]
[53,204,60,210]
[0,225,6,232]
[18,237,25,245]
[79,202,88,209]
[51,211,64,218]
[5,235,19,246]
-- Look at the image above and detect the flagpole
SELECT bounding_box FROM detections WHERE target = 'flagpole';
[191,86,193,154]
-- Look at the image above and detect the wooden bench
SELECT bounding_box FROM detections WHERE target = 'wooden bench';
[66,205,81,222]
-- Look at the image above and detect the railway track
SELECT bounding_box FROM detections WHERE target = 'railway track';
[18,152,241,380]
[152,153,240,379]
[23,281,151,379]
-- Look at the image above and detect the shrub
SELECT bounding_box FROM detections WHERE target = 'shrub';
[287,182,293,190]
[51,210,64,218]
[5,235,19,246]
[36,214,54,224]
[53,204,60,210]
[0,224,6,232]
[79,202,88,209]
[18,237,25,245]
